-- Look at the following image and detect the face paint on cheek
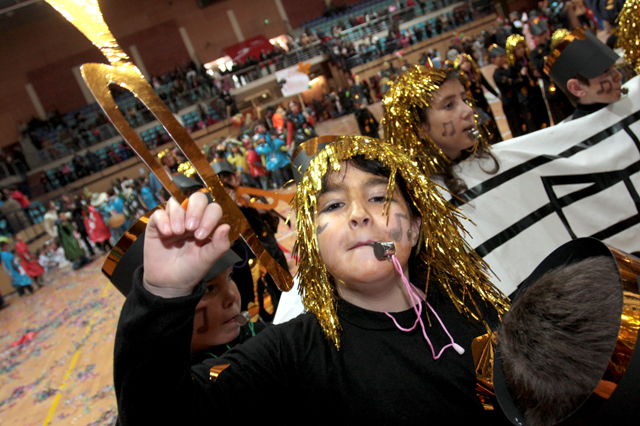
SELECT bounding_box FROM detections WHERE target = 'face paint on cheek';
[316,222,328,235]
[597,80,613,95]
[389,213,408,242]
[195,307,209,333]
[441,120,455,137]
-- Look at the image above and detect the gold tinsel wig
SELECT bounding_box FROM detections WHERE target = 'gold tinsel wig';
[506,34,529,67]
[291,135,510,349]
[157,148,196,178]
[616,0,640,75]
[550,28,571,52]
[381,66,491,176]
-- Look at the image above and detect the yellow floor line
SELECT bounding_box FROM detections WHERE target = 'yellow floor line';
[41,283,111,426]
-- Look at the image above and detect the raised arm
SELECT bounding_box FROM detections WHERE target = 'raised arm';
[114,192,231,425]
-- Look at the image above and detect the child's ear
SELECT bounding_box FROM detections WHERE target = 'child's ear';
[566,78,587,99]
[410,216,421,247]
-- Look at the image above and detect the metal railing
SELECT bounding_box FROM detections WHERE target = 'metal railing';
[221,43,327,89]
[0,160,28,180]
[30,85,216,165]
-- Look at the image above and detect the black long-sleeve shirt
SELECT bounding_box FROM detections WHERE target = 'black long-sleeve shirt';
[114,267,510,425]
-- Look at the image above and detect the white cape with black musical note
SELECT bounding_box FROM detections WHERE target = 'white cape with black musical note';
[453,75,640,295]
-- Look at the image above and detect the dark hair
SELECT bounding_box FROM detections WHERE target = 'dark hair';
[499,256,621,426]
[420,70,499,196]
[319,155,424,284]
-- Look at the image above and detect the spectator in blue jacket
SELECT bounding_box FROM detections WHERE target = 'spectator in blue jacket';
[254,132,292,188]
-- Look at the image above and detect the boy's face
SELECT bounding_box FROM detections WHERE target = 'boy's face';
[314,164,420,300]
[191,267,241,353]
[570,66,623,105]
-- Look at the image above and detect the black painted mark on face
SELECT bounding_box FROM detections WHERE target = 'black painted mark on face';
[195,307,209,333]
[596,80,613,95]
[316,222,328,235]
[390,213,408,242]
[441,120,456,137]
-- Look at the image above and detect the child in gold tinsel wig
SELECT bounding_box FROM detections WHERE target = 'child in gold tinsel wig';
[382,65,500,195]
[114,135,511,425]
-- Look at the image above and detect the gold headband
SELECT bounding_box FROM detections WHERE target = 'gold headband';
[293,136,510,349]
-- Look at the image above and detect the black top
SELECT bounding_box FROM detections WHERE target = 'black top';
[572,102,609,120]
[114,267,510,425]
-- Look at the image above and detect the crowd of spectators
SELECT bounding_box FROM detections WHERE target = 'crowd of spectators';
[18,60,235,166]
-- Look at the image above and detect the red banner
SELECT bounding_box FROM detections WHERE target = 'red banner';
[222,35,274,63]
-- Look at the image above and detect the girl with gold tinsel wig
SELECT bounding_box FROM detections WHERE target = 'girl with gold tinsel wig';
[506,34,550,133]
[114,134,511,425]
[382,65,498,196]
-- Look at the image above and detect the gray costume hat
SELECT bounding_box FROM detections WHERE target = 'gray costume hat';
[493,237,640,425]
[290,136,334,182]
[529,17,548,36]
[211,160,236,175]
[544,28,619,91]
[172,173,203,191]
[488,44,506,59]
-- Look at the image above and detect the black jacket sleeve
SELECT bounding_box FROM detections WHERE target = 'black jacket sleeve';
[114,266,218,425]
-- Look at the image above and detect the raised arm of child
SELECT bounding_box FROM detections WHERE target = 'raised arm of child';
[114,192,231,425]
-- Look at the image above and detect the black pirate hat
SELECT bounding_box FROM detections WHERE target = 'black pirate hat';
[529,17,548,36]
[544,28,619,91]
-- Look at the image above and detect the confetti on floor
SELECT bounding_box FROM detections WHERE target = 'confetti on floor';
[0,197,296,425]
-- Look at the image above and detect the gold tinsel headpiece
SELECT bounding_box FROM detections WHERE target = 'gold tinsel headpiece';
[453,52,479,72]
[616,0,640,75]
[157,148,196,177]
[292,135,510,349]
[506,34,528,66]
[157,148,172,161]
[550,28,571,52]
[381,66,491,175]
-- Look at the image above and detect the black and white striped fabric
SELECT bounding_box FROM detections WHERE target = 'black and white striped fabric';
[452,75,640,295]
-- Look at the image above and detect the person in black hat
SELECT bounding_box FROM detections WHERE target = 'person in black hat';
[529,18,575,124]
[494,238,640,426]
[544,27,624,120]
[490,44,527,138]
[108,226,266,363]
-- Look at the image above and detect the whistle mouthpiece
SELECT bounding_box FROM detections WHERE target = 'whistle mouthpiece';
[368,242,396,260]
[235,311,252,326]
[469,128,480,140]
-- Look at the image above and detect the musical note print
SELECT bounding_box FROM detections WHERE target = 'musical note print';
[441,121,456,137]
[597,80,613,95]
[195,307,209,333]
